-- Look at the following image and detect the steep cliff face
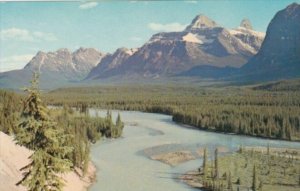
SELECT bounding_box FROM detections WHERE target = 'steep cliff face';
[240,3,300,80]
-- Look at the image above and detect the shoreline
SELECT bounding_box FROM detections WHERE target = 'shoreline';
[62,161,97,191]
[85,162,97,191]
[71,107,300,143]
[180,170,203,190]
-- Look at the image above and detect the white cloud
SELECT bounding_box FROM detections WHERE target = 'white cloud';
[0,28,33,41]
[130,1,149,5]
[148,22,187,32]
[185,1,198,4]
[79,2,98,9]
[0,28,57,42]
[130,36,142,42]
[0,54,35,72]
[33,31,57,41]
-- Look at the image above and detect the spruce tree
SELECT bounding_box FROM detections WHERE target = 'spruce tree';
[106,110,114,137]
[116,113,124,129]
[252,164,258,191]
[15,73,73,191]
[214,148,219,179]
[203,148,208,177]
[116,113,124,137]
[227,171,233,190]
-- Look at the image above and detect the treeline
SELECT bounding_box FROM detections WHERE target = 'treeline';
[172,104,299,141]
[0,76,124,190]
[44,85,300,141]
[0,89,22,134]
[0,90,124,174]
[52,106,124,174]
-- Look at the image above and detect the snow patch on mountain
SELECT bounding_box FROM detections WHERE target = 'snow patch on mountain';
[229,27,265,39]
[182,33,202,43]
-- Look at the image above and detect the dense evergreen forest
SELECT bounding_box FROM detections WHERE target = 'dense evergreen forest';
[0,90,124,168]
[0,75,124,190]
[44,85,300,141]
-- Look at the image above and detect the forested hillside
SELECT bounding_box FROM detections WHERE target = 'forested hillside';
[44,85,300,141]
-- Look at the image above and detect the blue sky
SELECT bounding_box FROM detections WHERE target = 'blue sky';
[0,0,299,72]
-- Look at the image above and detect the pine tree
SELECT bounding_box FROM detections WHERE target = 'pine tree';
[115,113,124,137]
[15,73,73,191]
[117,113,124,128]
[258,180,263,191]
[252,164,258,191]
[82,141,90,176]
[286,122,292,141]
[106,110,114,137]
[203,148,208,177]
[227,171,233,190]
[214,148,219,179]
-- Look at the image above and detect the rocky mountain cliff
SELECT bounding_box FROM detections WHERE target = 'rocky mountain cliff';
[86,15,264,80]
[87,48,137,79]
[239,3,300,81]
[24,47,105,80]
[0,47,105,90]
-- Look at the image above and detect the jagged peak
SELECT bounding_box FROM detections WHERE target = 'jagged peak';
[240,18,253,30]
[36,51,46,56]
[116,47,129,52]
[185,14,218,30]
[56,48,71,54]
[115,47,137,56]
[284,2,300,16]
[73,47,101,54]
[77,47,87,51]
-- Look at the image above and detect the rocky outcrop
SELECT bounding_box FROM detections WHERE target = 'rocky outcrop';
[24,48,105,80]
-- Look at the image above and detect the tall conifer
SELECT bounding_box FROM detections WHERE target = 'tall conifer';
[15,73,73,191]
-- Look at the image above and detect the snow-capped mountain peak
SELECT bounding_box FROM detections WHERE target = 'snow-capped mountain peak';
[240,18,253,30]
[185,14,218,31]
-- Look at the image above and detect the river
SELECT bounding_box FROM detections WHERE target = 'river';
[89,110,300,191]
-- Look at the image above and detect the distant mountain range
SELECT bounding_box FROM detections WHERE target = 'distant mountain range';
[1,2,299,90]
[86,15,264,80]
[0,48,104,89]
[25,48,105,80]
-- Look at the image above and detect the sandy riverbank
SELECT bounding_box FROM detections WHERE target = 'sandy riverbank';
[151,151,196,166]
[0,132,96,191]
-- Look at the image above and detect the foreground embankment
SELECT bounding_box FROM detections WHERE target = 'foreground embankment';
[0,132,96,191]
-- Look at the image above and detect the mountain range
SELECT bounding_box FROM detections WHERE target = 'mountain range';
[86,15,264,80]
[0,2,299,90]
[0,48,105,89]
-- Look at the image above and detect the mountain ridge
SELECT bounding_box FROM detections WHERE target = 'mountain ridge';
[3,3,300,90]
[24,47,105,80]
[85,14,264,80]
